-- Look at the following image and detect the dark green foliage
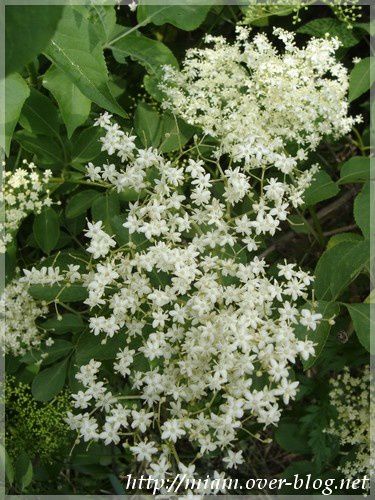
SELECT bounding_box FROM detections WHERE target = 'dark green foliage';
[4,2,371,495]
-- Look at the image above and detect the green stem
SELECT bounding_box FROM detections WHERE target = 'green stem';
[309,206,325,247]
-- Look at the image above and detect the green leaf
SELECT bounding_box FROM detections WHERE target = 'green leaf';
[241,4,295,26]
[33,207,60,254]
[19,88,60,137]
[14,130,64,166]
[327,232,362,250]
[43,65,91,138]
[108,474,126,494]
[118,188,146,202]
[1,444,14,485]
[5,5,64,75]
[159,113,196,153]
[134,102,163,147]
[137,4,211,31]
[143,73,166,102]
[66,189,101,218]
[314,240,370,301]
[288,214,310,234]
[5,73,30,156]
[338,156,373,184]
[89,5,117,44]
[275,421,309,455]
[5,241,17,284]
[36,248,87,272]
[76,331,126,364]
[303,171,339,206]
[29,284,88,303]
[354,182,373,239]
[111,29,178,73]
[346,303,373,353]
[41,313,84,334]
[14,451,33,491]
[42,340,74,365]
[297,17,359,47]
[112,215,130,245]
[295,301,340,369]
[354,20,375,37]
[281,461,316,479]
[134,103,195,152]
[21,339,74,366]
[349,57,375,102]
[32,357,68,401]
[71,126,104,164]
[44,7,125,117]
[91,192,120,233]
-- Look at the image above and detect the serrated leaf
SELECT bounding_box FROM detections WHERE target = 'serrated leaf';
[89,5,116,44]
[137,4,211,31]
[346,303,373,353]
[314,240,370,300]
[43,65,91,138]
[354,182,373,239]
[14,130,64,166]
[303,171,339,206]
[5,73,30,156]
[66,189,101,218]
[33,207,60,254]
[297,17,359,47]
[338,156,373,184]
[111,29,178,73]
[32,357,68,401]
[44,7,125,117]
[349,57,375,102]
[19,88,60,137]
[327,232,362,250]
[5,5,63,75]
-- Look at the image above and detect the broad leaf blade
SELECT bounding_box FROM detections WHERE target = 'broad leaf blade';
[45,8,126,117]
[31,357,69,401]
[5,5,63,75]
[346,303,373,353]
[5,73,30,156]
[43,65,91,138]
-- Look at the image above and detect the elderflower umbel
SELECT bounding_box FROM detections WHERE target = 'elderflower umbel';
[60,114,336,480]
[325,366,373,488]
[0,278,48,356]
[23,26,356,482]
[1,160,53,253]
[160,27,360,174]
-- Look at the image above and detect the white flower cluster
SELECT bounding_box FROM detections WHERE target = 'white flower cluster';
[326,366,373,486]
[59,113,330,480]
[20,26,355,480]
[0,278,48,356]
[160,27,360,173]
[0,160,53,253]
